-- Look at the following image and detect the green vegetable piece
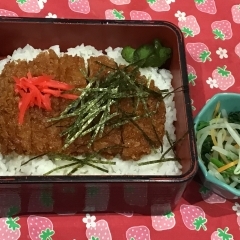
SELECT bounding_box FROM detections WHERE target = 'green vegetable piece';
[133,44,155,63]
[157,47,171,66]
[210,158,225,168]
[228,111,240,124]
[201,135,213,165]
[196,121,209,131]
[121,39,171,68]
[121,46,135,63]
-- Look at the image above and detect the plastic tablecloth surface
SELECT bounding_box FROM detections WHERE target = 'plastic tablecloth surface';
[0,0,240,239]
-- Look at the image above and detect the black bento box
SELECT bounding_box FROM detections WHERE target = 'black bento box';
[0,18,197,216]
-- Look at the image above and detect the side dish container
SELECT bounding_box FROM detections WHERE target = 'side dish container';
[194,93,240,199]
[0,18,197,216]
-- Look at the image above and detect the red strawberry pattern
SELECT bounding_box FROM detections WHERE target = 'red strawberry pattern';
[147,0,170,12]
[28,189,53,213]
[186,42,211,62]
[151,204,176,231]
[68,0,90,14]
[116,212,133,217]
[84,183,110,211]
[126,226,150,240]
[0,9,18,16]
[199,186,226,204]
[16,0,42,13]
[212,65,235,91]
[178,15,200,38]
[231,4,240,24]
[105,9,125,19]
[0,191,21,217]
[194,0,217,14]
[180,204,207,231]
[237,216,240,227]
[235,42,240,58]
[27,216,55,240]
[211,20,232,40]
[86,219,112,240]
[124,183,147,207]
[0,217,21,240]
[110,0,131,5]
[187,64,197,86]
[211,228,233,240]
[191,99,196,111]
[130,10,151,20]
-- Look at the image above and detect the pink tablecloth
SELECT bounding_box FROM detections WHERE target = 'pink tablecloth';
[0,0,240,239]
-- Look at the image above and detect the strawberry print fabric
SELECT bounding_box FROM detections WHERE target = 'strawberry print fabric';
[0,0,239,239]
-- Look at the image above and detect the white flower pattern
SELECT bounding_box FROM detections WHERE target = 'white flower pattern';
[216,47,228,59]
[166,0,175,4]
[232,202,240,216]
[174,10,186,21]
[206,77,218,89]
[38,0,47,10]
[46,12,57,18]
[82,214,96,229]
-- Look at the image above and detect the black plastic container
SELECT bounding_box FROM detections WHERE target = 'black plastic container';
[0,18,197,216]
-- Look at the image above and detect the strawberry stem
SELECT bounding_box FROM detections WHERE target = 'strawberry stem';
[16,0,27,4]
[5,217,21,231]
[213,29,225,40]
[188,73,197,86]
[194,0,205,4]
[91,237,100,240]
[147,0,157,3]
[199,50,211,62]
[217,227,233,240]
[113,9,125,20]
[39,228,55,240]
[165,212,174,218]
[217,65,231,77]
[181,27,194,38]
[193,216,207,231]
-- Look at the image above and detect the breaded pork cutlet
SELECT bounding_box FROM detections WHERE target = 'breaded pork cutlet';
[0,52,166,161]
[0,50,87,155]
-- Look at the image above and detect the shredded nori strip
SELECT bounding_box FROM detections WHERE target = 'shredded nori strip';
[48,62,170,150]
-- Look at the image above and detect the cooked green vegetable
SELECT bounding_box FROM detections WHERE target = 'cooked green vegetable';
[200,135,213,165]
[228,111,240,124]
[121,39,171,68]
[196,121,209,131]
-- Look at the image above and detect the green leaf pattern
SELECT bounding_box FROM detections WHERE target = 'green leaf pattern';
[39,228,55,240]
[5,217,21,231]
[193,216,207,231]
[217,227,233,240]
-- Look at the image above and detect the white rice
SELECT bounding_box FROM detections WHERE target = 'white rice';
[0,44,181,176]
